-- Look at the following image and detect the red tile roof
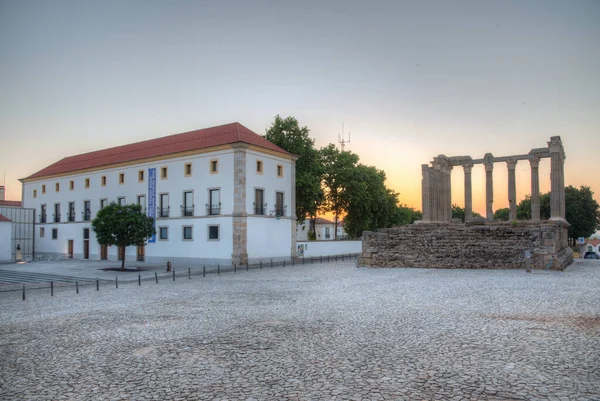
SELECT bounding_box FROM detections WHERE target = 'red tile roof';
[24,122,292,180]
[0,200,22,207]
[586,239,600,247]
[0,213,11,222]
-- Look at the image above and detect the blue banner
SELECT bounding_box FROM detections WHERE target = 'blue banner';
[148,168,156,243]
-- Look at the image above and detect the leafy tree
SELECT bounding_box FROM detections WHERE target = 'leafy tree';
[494,208,510,221]
[452,204,483,222]
[396,204,422,226]
[343,164,398,238]
[565,186,600,244]
[264,115,324,233]
[516,186,600,246]
[320,144,359,238]
[516,193,551,220]
[91,203,155,270]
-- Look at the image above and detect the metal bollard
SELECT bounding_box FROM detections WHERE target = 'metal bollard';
[234,263,236,273]
[188,267,191,279]
[51,281,54,296]
[260,260,262,270]
[320,255,323,263]
[173,268,175,281]
[311,257,313,264]
[139,274,141,286]
[22,285,25,301]
[203,265,206,277]
[335,254,338,262]
[342,254,344,261]
[246,263,249,271]
[292,258,295,266]
[96,278,99,291]
[283,259,286,267]
[271,259,273,268]
[76,281,79,294]
[218,264,220,275]
[327,255,330,262]
[155,272,158,283]
[116,277,118,289]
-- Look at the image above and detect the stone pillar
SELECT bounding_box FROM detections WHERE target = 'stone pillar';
[483,153,494,221]
[548,136,566,221]
[421,164,431,221]
[232,144,248,265]
[463,164,473,222]
[529,156,540,221]
[506,159,517,221]
[290,157,298,258]
[432,155,452,222]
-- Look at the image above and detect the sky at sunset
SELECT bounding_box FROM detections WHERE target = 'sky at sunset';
[1,0,599,216]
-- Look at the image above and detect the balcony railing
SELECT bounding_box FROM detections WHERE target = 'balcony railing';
[181,205,194,217]
[82,210,91,221]
[253,202,267,215]
[39,214,47,224]
[274,205,286,217]
[53,214,61,223]
[158,207,170,218]
[68,212,76,222]
[206,203,221,216]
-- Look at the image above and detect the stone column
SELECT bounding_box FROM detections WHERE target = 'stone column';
[421,164,431,221]
[483,153,494,221]
[232,144,249,265]
[507,159,517,221]
[290,157,298,258]
[463,164,473,222]
[529,156,540,221]
[432,155,452,222]
[548,136,566,220]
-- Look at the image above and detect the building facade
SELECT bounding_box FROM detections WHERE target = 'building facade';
[20,123,297,265]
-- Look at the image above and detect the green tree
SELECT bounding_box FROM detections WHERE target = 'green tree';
[91,203,155,271]
[565,185,600,244]
[264,115,324,233]
[320,144,359,238]
[516,193,551,220]
[516,186,600,245]
[452,204,483,222]
[494,208,510,221]
[343,164,398,238]
[395,204,422,226]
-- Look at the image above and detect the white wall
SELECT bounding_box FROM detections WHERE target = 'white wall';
[247,217,293,260]
[245,150,293,217]
[296,240,362,257]
[0,221,11,262]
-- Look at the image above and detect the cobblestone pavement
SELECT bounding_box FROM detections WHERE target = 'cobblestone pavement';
[1,260,599,401]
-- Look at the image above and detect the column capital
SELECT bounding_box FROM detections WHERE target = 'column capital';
[506,158,518,170]
[483,153,494,172]
[528,155,540,168]
[432,155,453,173]
[547,136,566,160]
[462,163,474,173]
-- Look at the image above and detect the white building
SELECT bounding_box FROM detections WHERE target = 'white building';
[296,217,348,241]
[20,122,298,265]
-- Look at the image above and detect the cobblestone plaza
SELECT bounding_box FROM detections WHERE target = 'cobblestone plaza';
[1,260,599,400]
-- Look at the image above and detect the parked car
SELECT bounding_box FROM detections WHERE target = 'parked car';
[583,252,598,259]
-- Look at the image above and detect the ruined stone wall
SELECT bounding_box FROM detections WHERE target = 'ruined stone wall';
[361,221,573,270]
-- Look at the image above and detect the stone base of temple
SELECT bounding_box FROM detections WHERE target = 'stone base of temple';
[360,220,573,270]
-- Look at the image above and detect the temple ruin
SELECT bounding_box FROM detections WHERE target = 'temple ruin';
[361,137,573,270]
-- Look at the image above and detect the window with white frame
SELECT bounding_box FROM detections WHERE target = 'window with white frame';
[183,226,193,240]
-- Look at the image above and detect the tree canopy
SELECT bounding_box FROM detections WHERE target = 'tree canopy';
[493,208,510,221]
[515,186,600,244]
[264,115,324,230]
[91,203,155,270]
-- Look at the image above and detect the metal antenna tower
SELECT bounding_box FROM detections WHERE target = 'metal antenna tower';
[338,123,351,150]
